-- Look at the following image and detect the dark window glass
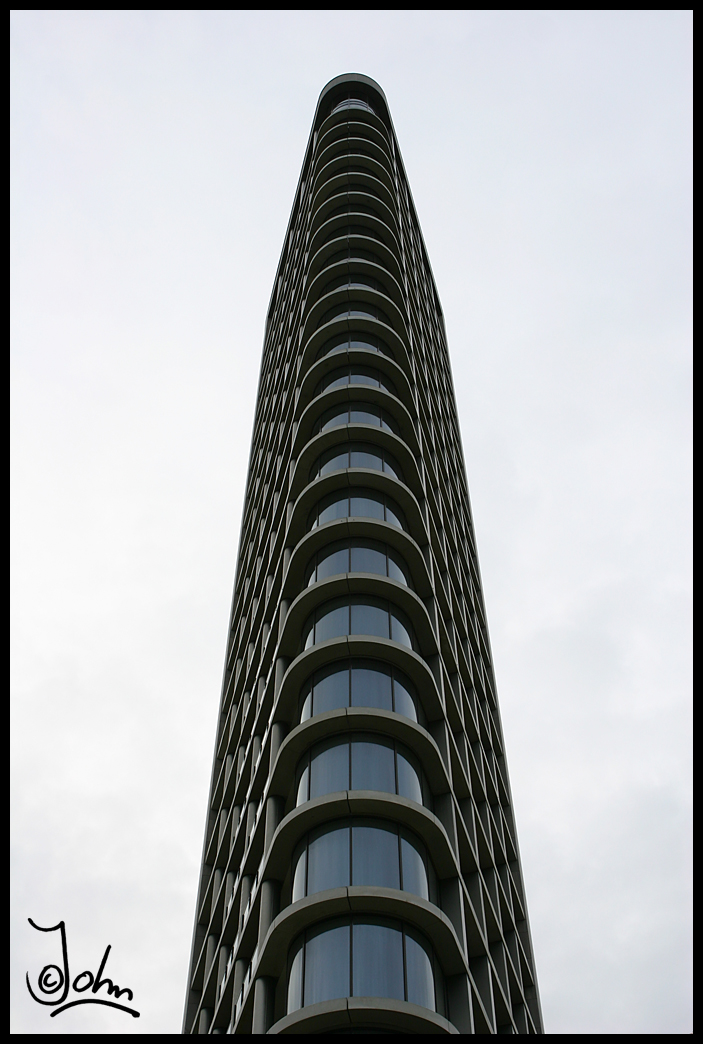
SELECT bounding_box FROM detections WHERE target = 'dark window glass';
[291,840,307,902]
[296,736,426,807]
[307,824,350,894]
[351,663,392,712]
[352,823,400,890]
[350,600,389,640]
[404,929,435,1010]
[322,224,384,246]
[349,493,385,522]
[287,919,442,1015]
[353,922,404,1001]
[393,674,417,722]
[351,738,395,793]
[303,599,414,652]
[397,749,423,805]
[387,549,409,586]
[311,543,349,584]
[287,938,304,1011]
[350,540,387,576]
[315,334,394,361]
[314,663,349,715]
[385,502,404,528]
[400,833,429,902]
[309,739,349,798]
[348,447,383,472]
[304,921,350,1005]
[331,98,376,115]
[319,405,350,432]
[318,446,350,477]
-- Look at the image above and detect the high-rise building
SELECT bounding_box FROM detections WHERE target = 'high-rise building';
[183,73,543,1035]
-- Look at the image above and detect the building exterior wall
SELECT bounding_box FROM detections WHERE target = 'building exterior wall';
[182,73,543,1035]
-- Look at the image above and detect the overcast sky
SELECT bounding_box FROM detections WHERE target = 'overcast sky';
[11,11,692,1034]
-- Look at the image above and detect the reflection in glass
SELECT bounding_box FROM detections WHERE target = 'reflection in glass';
[298,660,420,725]
[302,597,415,652]
[316,333,394,361]
[286,917,442,1015]
[312,442,401,483]
[353,921,404,1001]
[295,735,428,808]
[291,818,437,905]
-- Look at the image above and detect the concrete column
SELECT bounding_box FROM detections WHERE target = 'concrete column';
[263,795,284,854]
[210,869,223,921]
[197,1006,212,1034]
[257,879,280,948]
[205,933,218,976]
[230,958,246,1026]
[251,976,275,1034]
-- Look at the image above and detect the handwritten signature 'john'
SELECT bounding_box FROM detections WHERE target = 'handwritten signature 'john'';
[25,918,140,1018]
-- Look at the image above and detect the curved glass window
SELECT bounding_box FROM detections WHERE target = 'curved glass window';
[295,733,429,808]
[302,596,415,652]
[298,659,421,725]
[323,245,386,268]
[316,365,396,397]
[331,97,376,115]
[321,272,389,297]
[286,917,442,1014]
[322,224,385,246]
[317,302,392,330]
[308,487,406,532]
[323,183,382,202]
[316,333,394,362]
[291,818,438,905]
[310,442,401,482]
[313,401,398,436]
[305,539,412,588]
[326,203,380,222]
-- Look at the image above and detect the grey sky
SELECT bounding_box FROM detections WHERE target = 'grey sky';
[11,11,691,1034]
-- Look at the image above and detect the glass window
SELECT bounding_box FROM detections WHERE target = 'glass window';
[349,492,386,522]
[309,739,349,799]
[353,921,404,1001]
[286,918,442,1015]
[299,660,420,724]
[296,736,428,808]
[352,822,400,890]
[316,334,394,361]
[302,598,415,651]
[309,488,405,529]
[290,818,436,905]
[304,921,350,1005]
[307,540,411,588]
[350,662,392,712]
[311,444,402,483]
[351,737,395,793]
[331,97,376,115]
[322,224,384,246]
[317,303,392,329]
[317,366,395,396]
[307,823,350,894]
[404,928,435,1010]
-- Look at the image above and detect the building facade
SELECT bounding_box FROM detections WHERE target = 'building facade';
[183,73,543,1035]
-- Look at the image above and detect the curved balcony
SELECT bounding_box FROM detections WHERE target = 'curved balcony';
[310,187,399,241]
[306,223,404,287]
[294,384,418,461]
[311,150,395,201]
[298,315,412,389]
[297,350,414,425]
[305,256,405,316]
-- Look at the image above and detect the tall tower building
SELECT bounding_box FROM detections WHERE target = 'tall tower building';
[183,74,543,1035]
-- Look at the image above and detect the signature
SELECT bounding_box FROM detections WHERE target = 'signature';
[25,918,140,1018]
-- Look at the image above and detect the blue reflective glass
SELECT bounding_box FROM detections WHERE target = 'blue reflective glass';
[318,494,350,526]
[387,551,409,586]
[349,406,380,426]
[292,842,307,903]
[352,922,404,1001]
[320,407,349,432]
